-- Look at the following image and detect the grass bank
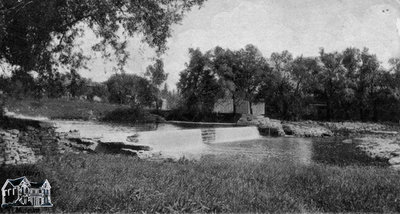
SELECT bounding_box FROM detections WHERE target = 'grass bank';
[5,98,125,120]
[4,98,163,123]
[1,154,400,213]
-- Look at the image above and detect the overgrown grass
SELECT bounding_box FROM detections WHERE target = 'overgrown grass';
[1,154,400,213]
[5,98,126,120]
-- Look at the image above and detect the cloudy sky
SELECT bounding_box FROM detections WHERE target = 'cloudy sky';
[78,0,400,88]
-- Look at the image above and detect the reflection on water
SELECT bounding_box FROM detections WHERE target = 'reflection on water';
[52,120,385,166]
[206,137,312,165]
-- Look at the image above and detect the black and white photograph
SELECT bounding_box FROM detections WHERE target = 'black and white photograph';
[1,0,400,212]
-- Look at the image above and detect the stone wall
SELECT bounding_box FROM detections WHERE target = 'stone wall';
[0,117,60,166]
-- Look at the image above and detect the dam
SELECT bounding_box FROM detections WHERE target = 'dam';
[135,126,262,158]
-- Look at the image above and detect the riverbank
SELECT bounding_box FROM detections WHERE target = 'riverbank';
[237,114,400,137]
[1,153,400,213]
[5,98,163,123]
[236,114,400,167]
[5,98,124,120]
[7,99,400,137]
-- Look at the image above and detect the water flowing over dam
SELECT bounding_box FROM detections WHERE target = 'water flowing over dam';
[202,126,261,144]
[135,126,262,158]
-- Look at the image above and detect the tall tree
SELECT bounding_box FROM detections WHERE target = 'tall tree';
[212,45,269,114]
[178,48,222,116]
[0,0,205,75]
[211,46,239,113]
[358,49,380,121]
[267,50,294,119]
[145,59,168,110]
[318,49,347,121]
[235,44,269,114]
[106,73,154,106]
[146,59,168,88]
[289,56,321,119]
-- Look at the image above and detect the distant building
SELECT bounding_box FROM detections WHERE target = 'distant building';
[214,98,265,116]
[1,177,52,208]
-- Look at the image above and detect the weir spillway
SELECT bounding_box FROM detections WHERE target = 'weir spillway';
[135,126,261,158]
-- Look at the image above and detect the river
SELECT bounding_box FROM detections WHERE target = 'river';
[52,120,386,167]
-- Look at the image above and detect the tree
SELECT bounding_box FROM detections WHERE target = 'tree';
[358,49,381,121]
[0,0,205,76]
[317,49,348,120]
[387,57,400,121]
[146,59,168,88]
[145,59,168,109]
[160,84,170,99]
[68,69,83,97]
[9,69,36,99]
[178,48,222,116]
[234,44,269,114]
[212,45,269,114]
[289,56,321,119]
[106,73,154,107]
[266,50,294,119]
[211,46,239,113]
[341,48,381,121]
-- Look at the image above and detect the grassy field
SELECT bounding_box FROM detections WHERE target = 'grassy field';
[5,98,128,120]
[1,154,400,213]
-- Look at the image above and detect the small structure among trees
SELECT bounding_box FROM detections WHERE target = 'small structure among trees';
[213,98,265,116]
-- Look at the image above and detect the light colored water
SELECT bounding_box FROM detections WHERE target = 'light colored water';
[135,126,264,159]
[51,120,315,163]
[53,120,183,142]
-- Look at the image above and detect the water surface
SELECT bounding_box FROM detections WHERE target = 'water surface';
[53,120,387,167]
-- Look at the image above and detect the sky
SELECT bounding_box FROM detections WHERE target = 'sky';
[77,0,400,89]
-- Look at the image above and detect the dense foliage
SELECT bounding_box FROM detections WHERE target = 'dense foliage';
[178,45,400,122]
[0,0,205,74]
[0,0,202,111]
[0,69,163,109]
[106,73,155,106]
[178,48,222,115]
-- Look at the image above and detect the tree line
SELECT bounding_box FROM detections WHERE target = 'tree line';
[178,45,400,122]
[0,59,169,109]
